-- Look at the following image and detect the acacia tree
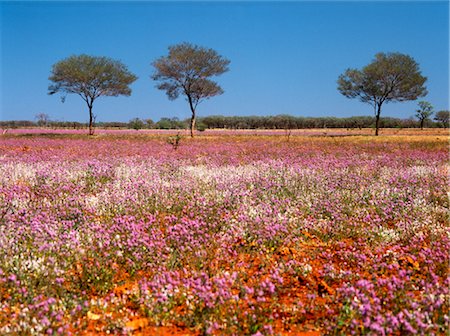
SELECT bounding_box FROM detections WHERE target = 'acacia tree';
[434,110,449,128]
[35,113,50,127]
[415,101,434,129]
[49,54,137,135]
[337,52,427,135]
[128,117,145,130]
[152,43,230,137]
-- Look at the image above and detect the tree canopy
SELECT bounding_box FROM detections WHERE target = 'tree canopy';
[337,52,427,135]
[415,101,434,129]
[152,43,230,137]
[434,110,449,128]
[49,54,137,135]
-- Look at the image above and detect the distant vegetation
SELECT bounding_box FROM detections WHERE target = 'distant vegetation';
[197,115,437,129]
[1,113,447,131]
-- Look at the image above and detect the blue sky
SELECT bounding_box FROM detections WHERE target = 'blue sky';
[1,1,448,123]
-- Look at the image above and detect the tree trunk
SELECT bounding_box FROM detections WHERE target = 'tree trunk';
[375,103,382,136]
[420,119,424,130]
[187,95,196,138]
[190,114,196,138]
[88,103,95,136]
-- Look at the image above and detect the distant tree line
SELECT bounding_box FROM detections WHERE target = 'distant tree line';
[197,114,448,130]
[0,120,123,129]
[2,112,448,130]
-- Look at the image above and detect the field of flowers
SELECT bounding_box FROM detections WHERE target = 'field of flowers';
[0,132,448,335]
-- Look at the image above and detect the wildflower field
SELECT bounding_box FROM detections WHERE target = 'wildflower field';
[0,131,448,335]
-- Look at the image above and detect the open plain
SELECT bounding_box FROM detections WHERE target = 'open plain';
[0,129,448,335]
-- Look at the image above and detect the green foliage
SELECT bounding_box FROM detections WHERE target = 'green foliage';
[338,52,427,104]
[155,117,186,130]
[70,254,116,295]
[49,55,137,99]
[434,110,449,128]
[145,118,155,129]
[2,114,443,131]
[166,133,183,150]
[198,115,421,130]
[152,42,230,137]
[415,101,434,129]
[196,121,207,132]
[337,52,427,135]
[96,121,128,128]
[48,54,137,135]
[128,117,145,130]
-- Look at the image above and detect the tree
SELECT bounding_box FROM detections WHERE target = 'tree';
[49,54,137,135]
[155,117,186,130]
[434,110,450,128]
[415,101,434,129]
[151,43,230,137]
[128,117,145,130]
[145,119,155,129]
[35,113,50,127]
[337,52,427,136]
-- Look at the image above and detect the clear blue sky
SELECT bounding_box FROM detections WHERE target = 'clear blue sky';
[1,1,449,123]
